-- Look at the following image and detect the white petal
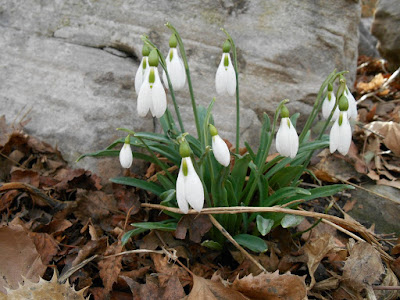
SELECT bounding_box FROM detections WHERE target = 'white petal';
[288,120,299,158]
[345,88,358,120]
[322,92,339,120]
[329,119,340,153]
[212,135,230,167]
[150,69,167,118]
[184,157,204,212]
[119,144,133,168]
[225,54,236,96]
[169,49,186,90]
[215,55,226,95]
[176,162,189,214]
[276,118,291,157]
[137,77,151,117]
[134,58,145,94]
[338,112,352,155]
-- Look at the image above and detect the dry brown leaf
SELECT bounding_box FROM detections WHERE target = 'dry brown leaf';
[364,121,400,156]
[161,276,186,300]
[304,234,336,289]
[98,242,123,293]
[377,178,400,189]
[0,224,47,294]
[342,241,385,292]
[151,253,190,287]
[10,168,40,187]
[175,214,213,243]
[29,232,59,265]
[187,275,248,300]
[357,73,385,92]
[231,271,307,300]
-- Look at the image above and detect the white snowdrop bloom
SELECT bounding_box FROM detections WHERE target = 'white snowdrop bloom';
[209,124,230,167]
[329,111,352,155]
[276,107,299,159]
[176,157,204,214]
[322,86,339,121]
[119,142,133,169]
[137,49,167,118]
[162,48,186,90]
[134,45,150,94]
[215,52,236,96]
[134,56,149,94]
[344,87,358,121]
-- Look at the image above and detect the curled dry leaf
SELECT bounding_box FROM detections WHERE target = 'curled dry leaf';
[364,121,400,156]
[175,214,213,243]
[98,242,123,293]
[150,253,191,288]
[0,224,47,294]
[342,241,385,292]
[304,234,336,289]
[187,275,248,300]
[356,73,385,93]
[29,232,59,265]
[231,271,307,300]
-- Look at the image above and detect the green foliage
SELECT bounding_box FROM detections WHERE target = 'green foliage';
[80,24,354,250]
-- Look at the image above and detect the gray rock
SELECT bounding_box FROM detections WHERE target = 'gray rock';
[358,17,379,57]
[371,0,400,71]
[348,184,400,235]
[0,0,361,177]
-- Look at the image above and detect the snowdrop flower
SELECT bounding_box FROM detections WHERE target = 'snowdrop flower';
[134,44,150,94]
[119,135,133,169]
[215,40,236,96]
[137,49,167,118]
[162,34,186,91]
[276,106,299,158]
[330,95,352,155]
[322,83,339,120]
[176,140,204,214]
[209,124,230,167]
[344,86,358,121]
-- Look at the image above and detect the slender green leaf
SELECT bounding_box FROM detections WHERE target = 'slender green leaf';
[230,154,251,197]
[131,220,177,231]
[111,177,164,196]
[157,174,175,190]
[160,189,176,202]
[121,228,147,246]
[261,186,310,207]
[233,234,268,253]
[281,214,304,228]
[256,215,274,236]
[201,240,223,251]
[77,149,119,162]
[269,166,304,189]
[290,112,300,127]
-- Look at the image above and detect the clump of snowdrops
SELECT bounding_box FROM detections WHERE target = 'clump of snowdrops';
[79,23,356,252]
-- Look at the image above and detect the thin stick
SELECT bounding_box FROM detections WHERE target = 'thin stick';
[372,286,400,290]
[208,215,267,273]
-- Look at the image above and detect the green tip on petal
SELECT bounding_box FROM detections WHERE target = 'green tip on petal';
[149,68,155,84]
[209,124,218,136]
[222,39,231,53]
[328,83,333,92]
[124,135,131,144]
[339,112,343,126]
[280,105,289,118]
[224,54,229,67]
[169,34,178,48]
[182,158,188,176]
[148,49,159,67]
[142,58,147,69]
[142,44,150,56]
[179,140,191,158]
[338,94,349,111]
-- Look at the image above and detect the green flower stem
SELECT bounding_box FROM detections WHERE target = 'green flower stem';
[203,98,216,184]
[140,35,185,133]
[221,28,240,154]
[165,23,202,141]
[243,99,289,206]
[117,128,175,183]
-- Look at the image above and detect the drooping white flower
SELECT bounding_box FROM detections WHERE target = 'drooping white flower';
[137,49,167,118]
[276,117,299,158]
[329,111,352,155]
[176,157,204,214]
[209,124,230,167]
[322,84,339,120]
[215,40,236,96]
[344,87,358,121]
[134,44,150,94]
[162,49,186,90]
[119,136,133,169]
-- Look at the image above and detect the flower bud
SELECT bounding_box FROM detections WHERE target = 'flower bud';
[179,140,191,158]
[280,105,290,118]
[338,94,349,112]
[169,34,178,48]
[222,39,231,53]
[148,49,159,67]
[208,124,218,137]
[142,44,150,56]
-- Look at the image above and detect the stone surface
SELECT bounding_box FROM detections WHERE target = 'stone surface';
[371,0,400,71]
[358,17,379,57]
[0,0,361,176]
[348,184,400,235]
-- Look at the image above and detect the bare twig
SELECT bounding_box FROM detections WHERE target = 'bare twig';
[208,215,267,273]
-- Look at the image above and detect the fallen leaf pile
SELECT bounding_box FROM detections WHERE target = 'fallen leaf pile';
[1,55,400,299]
